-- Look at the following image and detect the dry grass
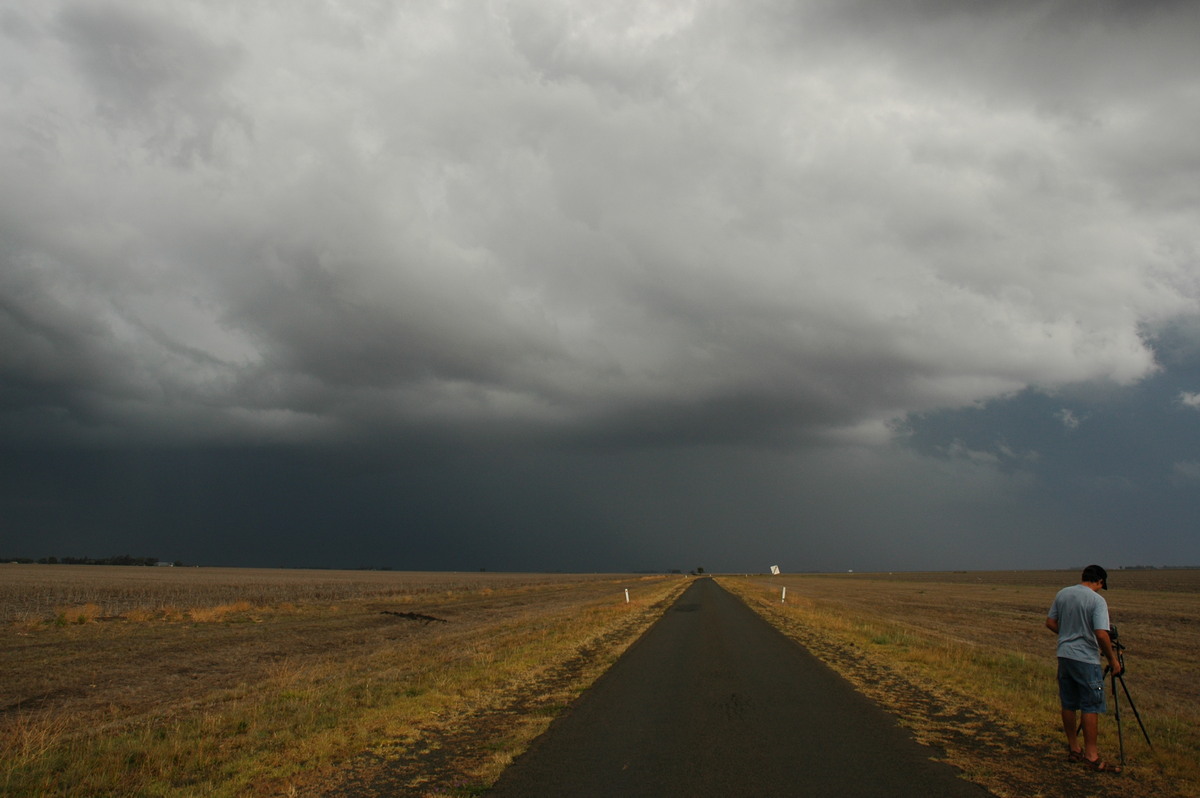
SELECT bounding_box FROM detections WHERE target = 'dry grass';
[721,570,1200,798]
[0,566,688,797]
[185,601,255,623]
[50,603,105,625]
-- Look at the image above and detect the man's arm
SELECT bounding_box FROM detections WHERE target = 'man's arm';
[1045,617,1059,633]
[1095,628,1123,676]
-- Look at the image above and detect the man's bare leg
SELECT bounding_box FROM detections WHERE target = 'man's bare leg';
[1080,712,1099,761]
[1061,709,1081,755]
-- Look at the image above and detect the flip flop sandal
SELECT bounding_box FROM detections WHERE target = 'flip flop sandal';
[1068,749,1085,762]
[1084,756,1122,773]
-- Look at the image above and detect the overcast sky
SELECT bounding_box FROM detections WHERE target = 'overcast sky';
[2,1,1198,573]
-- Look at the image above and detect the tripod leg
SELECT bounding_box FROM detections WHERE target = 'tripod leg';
[1112,672,1125,765]
[1116,674,1154,749]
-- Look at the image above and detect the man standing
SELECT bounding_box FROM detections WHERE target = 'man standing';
[1046,564,1123,773]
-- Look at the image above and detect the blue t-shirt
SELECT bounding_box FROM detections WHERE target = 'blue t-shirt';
[1048,583,1110,664]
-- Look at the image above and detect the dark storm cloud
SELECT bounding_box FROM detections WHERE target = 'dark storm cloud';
[2,1,1198,570]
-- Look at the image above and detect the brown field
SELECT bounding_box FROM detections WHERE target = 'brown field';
[0,565,688,797]
[0,565,638,623]
[6,565,1197,798]
[721,569,1200,798]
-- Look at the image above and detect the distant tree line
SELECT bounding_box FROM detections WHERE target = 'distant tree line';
[3,554,183,567]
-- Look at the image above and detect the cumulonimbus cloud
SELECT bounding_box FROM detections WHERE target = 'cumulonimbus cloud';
[2,0,1197,449]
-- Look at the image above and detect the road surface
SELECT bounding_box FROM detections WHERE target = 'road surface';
[487,578,992,797]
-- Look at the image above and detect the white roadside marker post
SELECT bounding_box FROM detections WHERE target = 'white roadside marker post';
[624,588,630,603]
[781,586,787,603]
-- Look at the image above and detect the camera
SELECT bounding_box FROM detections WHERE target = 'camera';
[1109,624,1124,650]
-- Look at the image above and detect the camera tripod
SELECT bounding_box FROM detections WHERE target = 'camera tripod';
[1106,626,1153,765]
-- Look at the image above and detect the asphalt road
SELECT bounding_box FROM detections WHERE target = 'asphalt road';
[487,578,993,797]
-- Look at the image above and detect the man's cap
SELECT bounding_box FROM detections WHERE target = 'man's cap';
[1081,564,1108,589]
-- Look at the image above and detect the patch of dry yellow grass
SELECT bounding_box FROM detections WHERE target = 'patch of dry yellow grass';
[51,603,103,625]
[187,600,255,622]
